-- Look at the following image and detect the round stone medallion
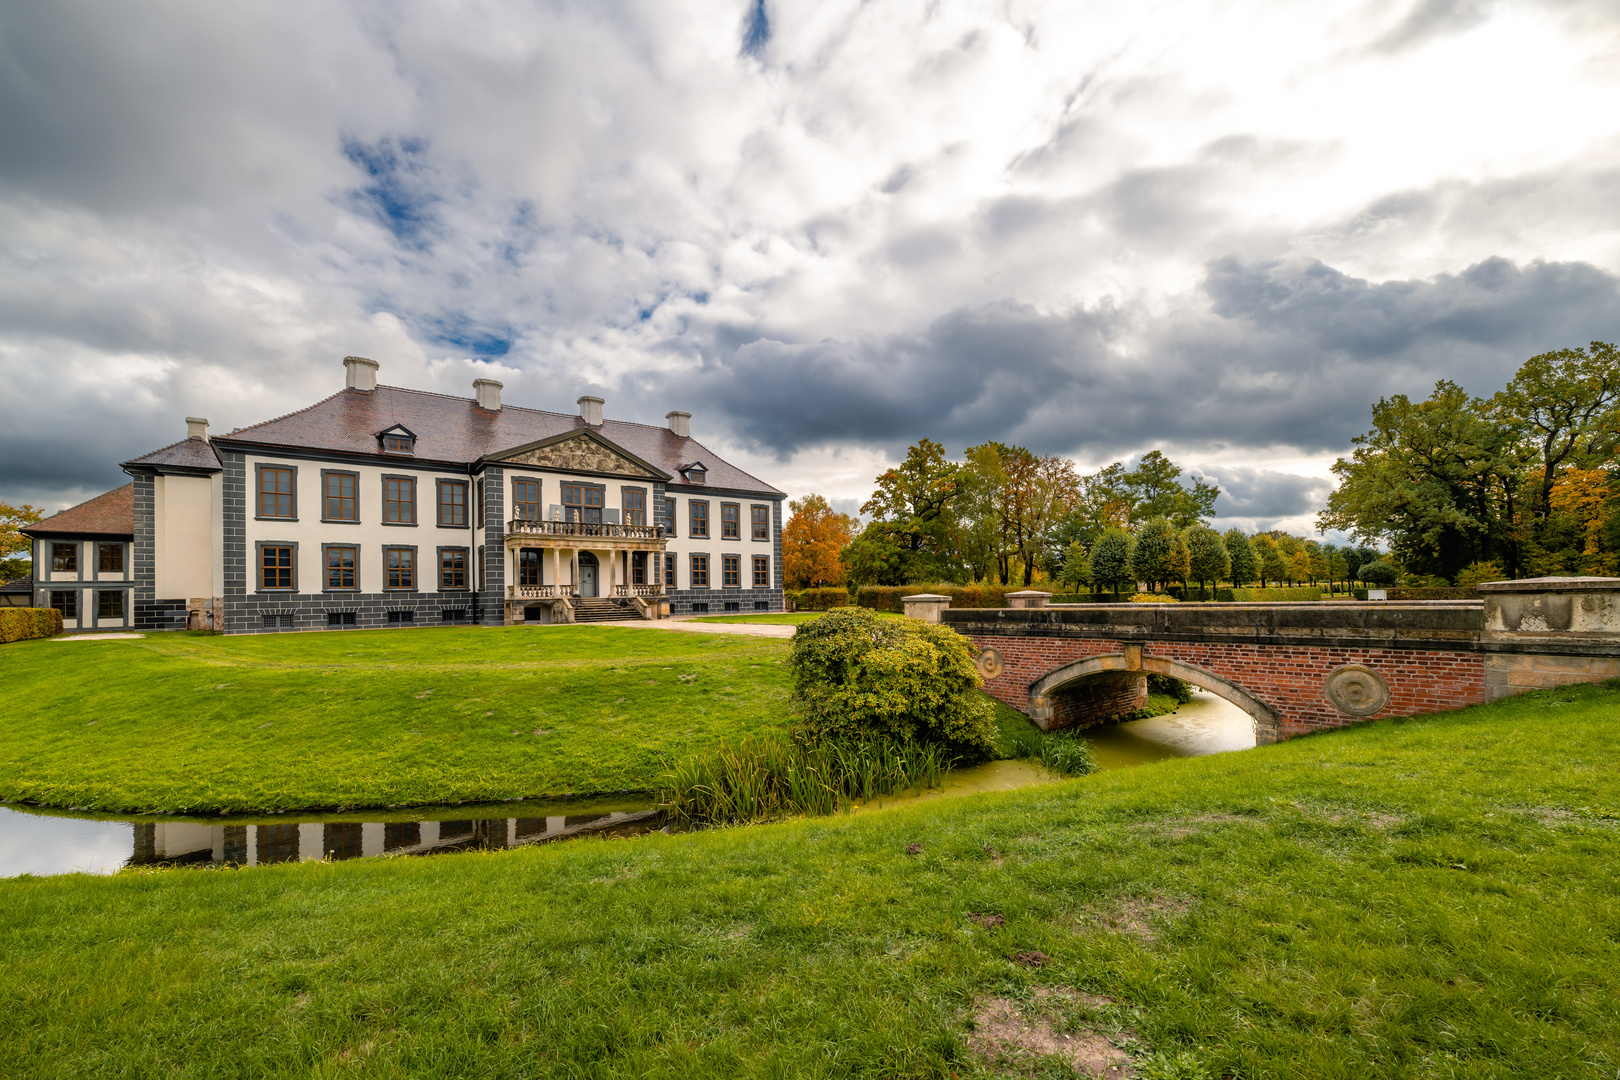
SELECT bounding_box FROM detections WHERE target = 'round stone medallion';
[976,648,1005,680]
[1323,664,1390,717]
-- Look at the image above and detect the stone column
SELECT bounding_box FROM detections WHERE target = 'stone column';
[1006,590,1053,609]
[902,593,951,622]
[1479,576,1620,700]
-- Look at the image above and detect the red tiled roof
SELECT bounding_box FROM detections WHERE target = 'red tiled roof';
[23,484,135,538]
[122,436,222,472]
[215,386,783,496]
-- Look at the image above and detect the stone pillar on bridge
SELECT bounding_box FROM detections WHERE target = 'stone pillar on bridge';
[901,594,951,623]
[1006,590,1052,609]
[1479,577,1620,700]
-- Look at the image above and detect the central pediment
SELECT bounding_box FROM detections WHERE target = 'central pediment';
[486,429,671,481]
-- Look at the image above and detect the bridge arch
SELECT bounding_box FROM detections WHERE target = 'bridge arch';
[1027,651,1282,744]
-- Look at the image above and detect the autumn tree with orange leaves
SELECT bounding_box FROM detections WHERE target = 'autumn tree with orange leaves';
[782,494,858,589]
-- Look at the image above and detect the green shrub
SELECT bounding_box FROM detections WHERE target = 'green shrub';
[1214,588,1236,601]
[788,607,997,757]
[1359,560,1399,587]
[793,586,854,611]
[1130,592,1178,603]
[1388,586,1481,600]
[0,608,63,644]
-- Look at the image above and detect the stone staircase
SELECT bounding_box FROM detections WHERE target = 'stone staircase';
[571,597,646,623]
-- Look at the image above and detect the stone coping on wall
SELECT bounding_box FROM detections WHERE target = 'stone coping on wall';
[1476,576,1620,592]
[942,601,1484,652]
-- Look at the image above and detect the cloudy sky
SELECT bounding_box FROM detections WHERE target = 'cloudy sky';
[3,0,1619,535]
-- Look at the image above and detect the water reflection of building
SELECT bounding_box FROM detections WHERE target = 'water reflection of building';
[126,812,656,868]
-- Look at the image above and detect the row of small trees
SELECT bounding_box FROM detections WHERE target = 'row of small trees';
[1057,522,1393,596]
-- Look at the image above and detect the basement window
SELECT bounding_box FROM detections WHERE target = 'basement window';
[327,612,357,628]
[387,610,415,624]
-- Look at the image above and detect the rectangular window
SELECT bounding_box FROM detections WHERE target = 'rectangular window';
[632,552,647,586]
[326,546,357,590]
[752,505,770,541]
[475,478,485,526]
[623,489,645,526]
[512,478,540,521]
[690,554,709,588]
[384,477,415,524]
[562,484,603,524]
[664,553,676,588]
[327,612,357,628]
[259,467,294,519]
[387,610,415,624]
[98,544,123,573]
[52,543,77,573]
[441,549,467,590]
[386,548,415,589]
[437,480,468,527]
[722,503,740,540]
[260,546,293,590]
[96,591,123,619]
[723,554,740,587]
[384,434,413,453]
[689,501,709,538]
[478,547,486,590]
[324,472,357,521]
[50,591,77,617]
[753,556,769,587]
[663,497,677,537]
[518,549,541,587]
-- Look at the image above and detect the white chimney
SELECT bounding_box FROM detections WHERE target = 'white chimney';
[474,378,503,411]
[665,411,691,439]
[344,355,379,391]
[577,395,604,426]
[186,417,209,440]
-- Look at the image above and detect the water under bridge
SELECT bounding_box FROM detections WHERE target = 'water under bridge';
[910,577,1620,743]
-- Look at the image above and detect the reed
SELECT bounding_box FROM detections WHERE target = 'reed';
[1004,725,1100,776]
[657,734,954,824]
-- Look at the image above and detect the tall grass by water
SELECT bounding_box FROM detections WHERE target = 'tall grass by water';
[657,735,954,824]
[1004,725,1101,776]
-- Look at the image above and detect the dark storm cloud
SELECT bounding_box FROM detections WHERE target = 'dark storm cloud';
[692,255,1620,460]
[1206,468,1333,520]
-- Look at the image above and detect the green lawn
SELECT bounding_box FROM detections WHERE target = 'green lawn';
[0,626,793,813]
[3,683,1617,1077]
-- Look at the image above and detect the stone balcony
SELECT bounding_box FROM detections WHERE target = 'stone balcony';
[503,518,667,551]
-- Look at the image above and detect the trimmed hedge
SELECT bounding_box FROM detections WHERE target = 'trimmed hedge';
[854,583,1016,612]
[793,587,854,611]
[1388,586,1481,601]
[1228,587,1324,602]
[0,608,63,643]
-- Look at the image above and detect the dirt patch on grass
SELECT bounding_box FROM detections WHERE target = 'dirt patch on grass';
[968,989,1134,1077]
[1075,895,1191,944]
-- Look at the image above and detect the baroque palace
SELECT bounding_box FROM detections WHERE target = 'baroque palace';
[20,356,785,633]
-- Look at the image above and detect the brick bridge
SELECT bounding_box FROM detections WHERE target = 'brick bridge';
[914,578,1620,743]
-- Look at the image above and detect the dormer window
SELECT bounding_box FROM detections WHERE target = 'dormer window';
[378,424,416,454]
[681,461,707,485]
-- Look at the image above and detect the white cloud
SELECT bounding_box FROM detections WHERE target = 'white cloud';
[2,0,1619,521]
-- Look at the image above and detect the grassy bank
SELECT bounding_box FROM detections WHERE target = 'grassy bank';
[4,682,1618,1077]
[0,626,792,813]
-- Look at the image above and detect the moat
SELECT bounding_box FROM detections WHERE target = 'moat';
[0,691,1255,877]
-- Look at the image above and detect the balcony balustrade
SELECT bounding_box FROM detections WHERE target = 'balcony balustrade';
[505,519,664,542]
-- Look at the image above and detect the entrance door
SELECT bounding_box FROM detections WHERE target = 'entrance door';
[578,551,599,597]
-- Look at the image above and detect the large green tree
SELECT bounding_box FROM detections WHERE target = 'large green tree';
[1130,517,1187,592]
[1123,451,1219,528]
[1319,380,1529,582]
[858,438,963,582]
[1090,527,1135,599]
[1223,529,1257,587]
[1186,525,1231,596]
